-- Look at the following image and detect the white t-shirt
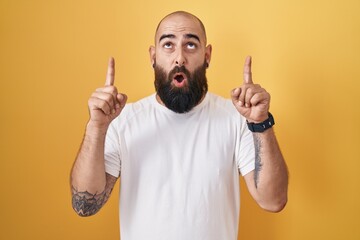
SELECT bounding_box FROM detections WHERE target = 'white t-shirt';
[104,92,255,240]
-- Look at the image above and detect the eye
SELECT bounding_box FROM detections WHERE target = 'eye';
[163,42,173,49]
[186,42,197,49]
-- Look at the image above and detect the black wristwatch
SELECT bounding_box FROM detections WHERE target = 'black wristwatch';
[247,112,275,133]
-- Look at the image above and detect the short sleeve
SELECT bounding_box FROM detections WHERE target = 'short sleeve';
[104,120,121,178]
[235,116,255,176]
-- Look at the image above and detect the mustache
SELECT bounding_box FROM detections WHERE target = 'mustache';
[169,66,190,78]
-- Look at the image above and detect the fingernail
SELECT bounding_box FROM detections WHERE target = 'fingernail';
[115,103,120,109]
[245,103,249,108]
[112,109,115,114]
[239,101,243,106]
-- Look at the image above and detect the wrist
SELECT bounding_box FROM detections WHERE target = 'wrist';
[247,112,275,133]
[86,120,109,137]
[246,113,269,124]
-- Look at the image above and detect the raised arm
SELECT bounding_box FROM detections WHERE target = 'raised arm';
[231,56,288,212]
[70,58,127,216]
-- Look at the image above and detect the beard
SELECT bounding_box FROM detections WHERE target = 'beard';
[154,61,208,113]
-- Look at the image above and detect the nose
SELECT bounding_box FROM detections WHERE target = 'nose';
[175,48,186,67]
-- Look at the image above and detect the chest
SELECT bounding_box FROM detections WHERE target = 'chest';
[120,111,238,182]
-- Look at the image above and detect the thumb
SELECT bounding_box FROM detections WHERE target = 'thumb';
[117,93,127,108]
[230,88,241,103]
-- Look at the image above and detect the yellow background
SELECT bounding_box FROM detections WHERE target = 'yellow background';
[1,0,359,239]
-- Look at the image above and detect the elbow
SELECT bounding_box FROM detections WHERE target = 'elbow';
[259,195,288,213]
[71,185,106,217]
[71,197,101,217]
[72,206,98,217]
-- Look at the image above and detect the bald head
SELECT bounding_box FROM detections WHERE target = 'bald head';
[149,10,212,82]
[155,11,207,45]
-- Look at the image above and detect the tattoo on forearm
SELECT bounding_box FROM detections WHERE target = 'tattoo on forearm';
[254,133,263,188]
[71,173,117,216]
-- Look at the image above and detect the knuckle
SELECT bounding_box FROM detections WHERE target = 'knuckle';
[107,85,117,92]
[239,91,245,100]
[106,94,113,102]
[100,101,110,111]
[88,96,98,105]
[243,84,252,92]
[240,85,247,92]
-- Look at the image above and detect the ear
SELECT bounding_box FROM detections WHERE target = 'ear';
[205,44,212,67]
[149,46,156,68]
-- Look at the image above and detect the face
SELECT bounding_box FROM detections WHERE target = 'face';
[149,13,212,113]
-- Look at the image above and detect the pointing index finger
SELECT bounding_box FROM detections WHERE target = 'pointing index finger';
[243,56,253,84]
[105,57,115,86]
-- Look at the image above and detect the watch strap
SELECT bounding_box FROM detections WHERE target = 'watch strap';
[247,112,275,133]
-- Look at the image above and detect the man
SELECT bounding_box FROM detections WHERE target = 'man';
[71,11,288,240]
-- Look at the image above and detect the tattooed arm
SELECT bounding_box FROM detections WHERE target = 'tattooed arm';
[70,124,119,217]
[243,128,288,212]
[71,173,117,216]
[70,58,126,216]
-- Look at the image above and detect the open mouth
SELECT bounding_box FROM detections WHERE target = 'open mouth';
[172,72,188,85]
[173,73,186,83]
[174,74,185,83]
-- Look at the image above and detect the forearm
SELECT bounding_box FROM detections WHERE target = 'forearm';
[251,128,288,211]
[71,122,108,194]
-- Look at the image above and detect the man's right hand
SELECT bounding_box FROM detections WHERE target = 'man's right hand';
[87,57,127,129]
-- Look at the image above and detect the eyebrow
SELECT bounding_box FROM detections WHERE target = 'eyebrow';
[159,33,201,43]
[159,34,175,42]
[185,33,200,43]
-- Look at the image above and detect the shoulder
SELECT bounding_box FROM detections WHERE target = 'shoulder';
[206,92,240,118]
[123,94,155,117]
[205,92,248,127]
[110,94,156,127]
[123,94,157,118]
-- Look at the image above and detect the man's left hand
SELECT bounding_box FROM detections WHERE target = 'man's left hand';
[231,56,271,123]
